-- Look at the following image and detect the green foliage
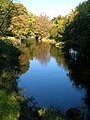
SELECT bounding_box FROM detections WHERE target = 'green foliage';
[50,0,90,55]
[0,0,12,35]
[8,3,31,38]
[0,1,36,38]
[50,25,58,39]
[0,0,90,119]
[0,1,51,39]
[0,38,22,120]
[0,69,18,92]
[63,0,90,54]
[0,39,20,71]
[38,107,66,120]
[0,90,20,120]
[28,12,36,37]
[50,16,68,41]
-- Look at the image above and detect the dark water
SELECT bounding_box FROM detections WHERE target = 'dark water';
[18,43,90,115]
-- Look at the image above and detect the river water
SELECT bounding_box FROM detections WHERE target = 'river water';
[18,42,90,115]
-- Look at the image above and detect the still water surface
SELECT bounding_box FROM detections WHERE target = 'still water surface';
[18,43,86,112]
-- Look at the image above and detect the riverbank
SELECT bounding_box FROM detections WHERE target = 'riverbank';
[42,38,64,49]
[0,37,66,120]
[0,36,21,46]
[0,36,64,49]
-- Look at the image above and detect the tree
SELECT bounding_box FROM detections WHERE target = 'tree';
[50,15,68,41]
[27,12,36,37]
[34,14,51,40]
[63,0,90,54]
[0,0,13,35]
[8,3,31,38]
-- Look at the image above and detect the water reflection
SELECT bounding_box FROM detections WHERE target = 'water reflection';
[19,42,90,119]
[19,44,30,75]
[35,43,51,65]
[50,45,68,71]
[64,53,90,118]
[29,43,51,65]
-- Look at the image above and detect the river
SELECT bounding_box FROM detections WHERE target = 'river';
[18,42,90,116]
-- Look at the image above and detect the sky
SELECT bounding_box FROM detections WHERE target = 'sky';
[19,0,86,19]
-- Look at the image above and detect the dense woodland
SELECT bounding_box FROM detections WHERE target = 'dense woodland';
[0,0,90,53]
[0,0,90,119]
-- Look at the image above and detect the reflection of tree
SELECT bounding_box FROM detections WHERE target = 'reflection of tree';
[29,42,68,68]
[35,43,51,65]
[50,44,90,118]
[29,43,36,59]
[64,53,90,119]
[19,44,30,75]
[29,43,51,65]
[50,45,68,70]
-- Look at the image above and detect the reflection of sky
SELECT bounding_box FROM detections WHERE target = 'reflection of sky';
[18,57,86,111]
[19,0,85,19]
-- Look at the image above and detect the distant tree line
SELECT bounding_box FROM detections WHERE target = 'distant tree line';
[0,0,51,39]
[0,0,90,54]
[50,0,90,54]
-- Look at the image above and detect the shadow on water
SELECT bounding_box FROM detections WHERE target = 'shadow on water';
[63,51,90,119]
[19,41,90,119]
[51,45,90,119]
[0,39,90,119]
